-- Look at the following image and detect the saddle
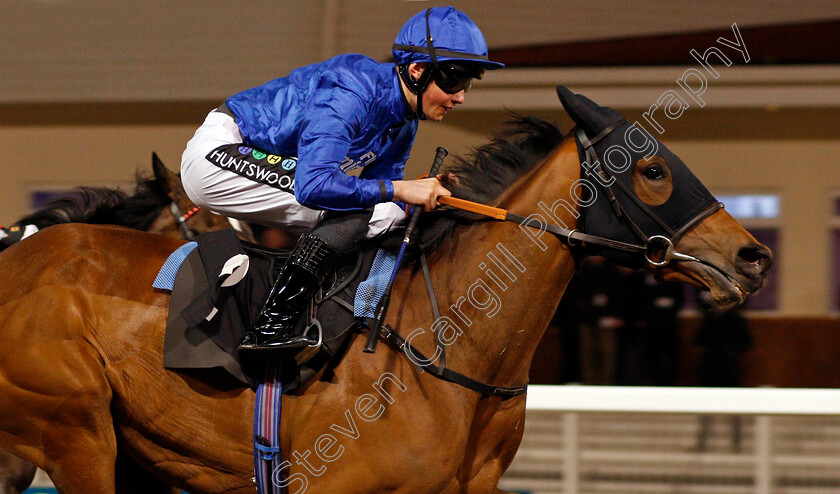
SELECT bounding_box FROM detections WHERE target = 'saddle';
[159,218,528,400]
[160,229,382,391]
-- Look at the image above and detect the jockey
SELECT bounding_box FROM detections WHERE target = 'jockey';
[0,225,39,252]
[180,7,504,359]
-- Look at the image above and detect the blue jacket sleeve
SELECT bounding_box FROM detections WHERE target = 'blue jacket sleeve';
[294,74,394,211]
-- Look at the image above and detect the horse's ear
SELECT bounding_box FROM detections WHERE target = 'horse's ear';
[556,85,624,137]
[151,152,183,201]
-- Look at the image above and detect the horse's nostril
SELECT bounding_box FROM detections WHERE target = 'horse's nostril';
[737,244,772,273]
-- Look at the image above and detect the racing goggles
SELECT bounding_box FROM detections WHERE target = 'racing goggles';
[432,63,484,94]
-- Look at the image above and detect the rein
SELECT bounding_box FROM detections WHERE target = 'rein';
[440,196,645,255]
[439,195,722,266]
[437,125,724,268]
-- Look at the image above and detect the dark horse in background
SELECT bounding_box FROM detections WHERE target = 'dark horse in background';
[1,153,253,254]
[0,89,770,493]
[0,153,254,494]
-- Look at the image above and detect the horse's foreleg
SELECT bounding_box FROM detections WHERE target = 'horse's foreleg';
[0,291,119,494]
[38,373,118,494]
[45,432,117,494]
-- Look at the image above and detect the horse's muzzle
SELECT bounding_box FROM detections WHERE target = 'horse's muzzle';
[734,242,773,292]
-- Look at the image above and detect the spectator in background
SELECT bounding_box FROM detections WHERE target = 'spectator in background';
[638,273,685,385]
[572,257,639,385]
[611,268,646,385]
[554,272,591,384]
[694,292,752,452]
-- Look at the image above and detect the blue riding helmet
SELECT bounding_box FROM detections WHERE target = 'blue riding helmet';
[392,7,504,69]
[392,7,503,119]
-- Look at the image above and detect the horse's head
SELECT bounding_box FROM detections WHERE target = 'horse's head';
[151,153,255,243]
[556,86,772,311]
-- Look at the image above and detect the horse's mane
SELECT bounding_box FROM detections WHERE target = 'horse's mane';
[443,115,565,204]
[400,115,566,252]
[15,174,171,231]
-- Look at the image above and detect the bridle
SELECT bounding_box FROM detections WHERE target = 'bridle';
[573,123,722,267]
[169,202,201,241]
[169,202,252,242]
[438,123,723,268]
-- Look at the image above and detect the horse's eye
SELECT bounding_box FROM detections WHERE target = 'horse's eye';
[643,166,665,180]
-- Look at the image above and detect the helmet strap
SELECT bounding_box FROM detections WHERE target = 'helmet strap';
[403,9,439,121]
[397,63,432,120]
[416,85,426,121]
[395,9,461,121]
[423,8,441,74]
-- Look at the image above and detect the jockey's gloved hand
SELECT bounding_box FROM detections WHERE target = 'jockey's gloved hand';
[0,224,39,251]
[392,177,451,211]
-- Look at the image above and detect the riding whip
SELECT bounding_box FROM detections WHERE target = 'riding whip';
[364,146,448,353]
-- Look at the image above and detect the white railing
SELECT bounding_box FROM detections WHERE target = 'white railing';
[499,385,840,494]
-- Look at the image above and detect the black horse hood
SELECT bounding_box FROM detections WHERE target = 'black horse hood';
[555,86,718,266]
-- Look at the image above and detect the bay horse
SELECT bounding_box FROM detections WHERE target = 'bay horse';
[1,153,254,251]
[0,153,254,494]
[0,90,770,493]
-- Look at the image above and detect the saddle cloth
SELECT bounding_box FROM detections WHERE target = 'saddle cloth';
[160,229,380,391]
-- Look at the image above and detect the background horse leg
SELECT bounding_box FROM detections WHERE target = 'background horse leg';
[114,453,179,494]
[0,450,35,494]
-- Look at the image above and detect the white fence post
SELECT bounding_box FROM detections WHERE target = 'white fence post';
[563,412,579,494]
[755,415,772,494]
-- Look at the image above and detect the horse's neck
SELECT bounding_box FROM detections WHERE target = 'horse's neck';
[397,138,581,387]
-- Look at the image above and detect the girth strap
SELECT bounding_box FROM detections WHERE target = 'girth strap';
[376,323,528,398]
[253,363,284,494]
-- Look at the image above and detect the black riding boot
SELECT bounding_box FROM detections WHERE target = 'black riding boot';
[238,234,338,356]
